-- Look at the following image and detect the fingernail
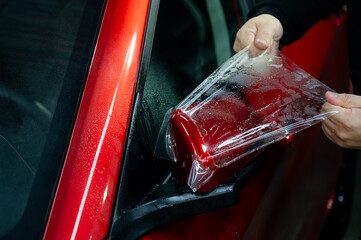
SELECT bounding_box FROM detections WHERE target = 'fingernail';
[328,91,338,99]
[255,38,267,45]
[255,38,269,49]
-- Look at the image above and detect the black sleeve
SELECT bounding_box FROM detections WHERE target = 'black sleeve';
[247,0,346,46]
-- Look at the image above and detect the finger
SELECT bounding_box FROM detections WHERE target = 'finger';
[321,101,340,112]
[248,44,267,57]
[321,123,335,141]
[250,27,276,57]
[321,101,345,116]
[325,91,361,108]
[324,112,346,132]
[322,123,361,149]
[254,15,283,49]
[322,118,338,132]
[233,27,256,52]
[322,102,346,130]
[322,123,344,147]
[254,27,274,50]
[234,27,264,57]
[324,106,355,130]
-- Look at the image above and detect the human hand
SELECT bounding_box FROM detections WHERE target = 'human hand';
[233,14,283,56]
[321,91,361,149]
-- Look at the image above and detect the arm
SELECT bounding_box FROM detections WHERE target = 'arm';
[233,0,346,54]
[248,0,346,46]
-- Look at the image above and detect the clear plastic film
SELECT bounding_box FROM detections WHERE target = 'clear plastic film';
[156,47,337,192]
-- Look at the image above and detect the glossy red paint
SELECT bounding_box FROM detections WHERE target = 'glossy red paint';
[43,0,150,239]
[281,16,338,79]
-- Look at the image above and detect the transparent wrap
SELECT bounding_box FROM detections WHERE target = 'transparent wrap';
[156,47,337,192]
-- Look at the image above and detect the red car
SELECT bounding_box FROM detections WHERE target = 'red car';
[0,0,353,239]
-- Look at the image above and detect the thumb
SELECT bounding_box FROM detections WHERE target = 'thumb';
[326,91,361,108]
[254,15,283,50]
[254,26,274,50]
[233,24,256,53]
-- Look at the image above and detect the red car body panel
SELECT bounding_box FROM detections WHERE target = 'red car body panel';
[43,0,150,239]
[282,16,338,79]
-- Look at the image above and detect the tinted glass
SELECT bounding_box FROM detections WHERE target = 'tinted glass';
[143,0,242,148]
[0,0,104,238]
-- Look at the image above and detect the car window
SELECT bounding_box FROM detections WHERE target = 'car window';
[143,0,242,149]
[0,0,105,238]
